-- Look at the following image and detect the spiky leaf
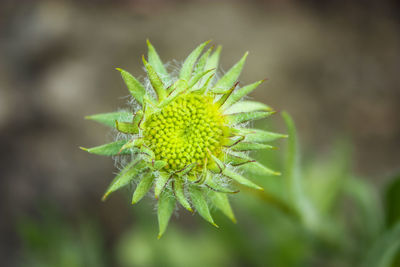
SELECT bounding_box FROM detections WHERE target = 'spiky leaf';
[227,111,274,125]
[210,191,236,223]
[131,172,155,204]
[154,172,170,199]
[179,41,210,81]
[142,56,166,101]
[221,80,265,109]
[189,185,217,227]
[231,142,275,151]
[235,128,288,143]
[203,45,222,84]
[102,160,145,200]
[239,160,281,176]
[173,177,193,212]
[206,174,239,194]
[115,120,139,134]
[224,100,272,114]
[80,140,131,156]
[214,52,248,91]
[116,68,146,105]
[222,167,263,190]
[146,40,171,85]
[193,46,213,77]
[85,111,132,128]
[157,188,176,239]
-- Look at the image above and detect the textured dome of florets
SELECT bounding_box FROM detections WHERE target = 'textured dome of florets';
[143,93,227,171]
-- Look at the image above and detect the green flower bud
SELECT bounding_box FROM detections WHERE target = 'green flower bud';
[81,41,287,238]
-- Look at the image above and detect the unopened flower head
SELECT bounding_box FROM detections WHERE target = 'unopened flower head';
[82,41,286,238]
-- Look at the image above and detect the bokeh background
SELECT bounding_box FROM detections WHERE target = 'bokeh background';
[1,0,400,266]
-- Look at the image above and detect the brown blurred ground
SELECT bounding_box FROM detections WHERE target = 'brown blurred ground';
[0,0,399,266]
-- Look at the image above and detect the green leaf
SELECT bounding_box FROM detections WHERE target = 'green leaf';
[210,191,236,223]
[282,111,318,228]
[154,172,170,199]
[205,173,239,193]
[362,222,400,267]
[152,160,167,170]
[385,174,400,227]
[193,46,213,77]
[222,167,263,191]
[85,111,133,128]
[224,100,272,114]
[115,120,139,134]
[239,161,281,176]
[189,185,218,227]
[164,79,188,100]
[215,82,237,108]
[209,154,225,173]
[142,55,166,101]
[214,52,248,92]
[173,177,193,212]
[227,111,274,125]
[203,45,222,84]
[221,80,265,110]
[102,159,145,201]
[116,68,146,105]
[80,140,131,156]
[231,142,275,151]
[234,128,288,143]
[188,68,214,89]
[131,172,155,204]
[179,41,210,81]
[157,188,176,239]
[146,39,171,85]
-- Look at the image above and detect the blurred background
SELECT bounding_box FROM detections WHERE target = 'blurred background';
[1,0,399,266]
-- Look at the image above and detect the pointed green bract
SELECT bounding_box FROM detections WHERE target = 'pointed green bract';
[224,100,272,114]
[146,40,171,85]
[206,174,239,194]
[214,52,248,91]
[131,172,155,204]
[193,46,213,77]
[85,111,133,128]
[157,188,176,239]
[236,128,288,143]
[221,80,265,110]
[231,142,275,151]
[189,185,218,227]
[80,140,130,156]
[173,177,193,212]
[179,41,210,81]
[209,154,225,173]
[188,68,214,89]
[152,160,167,170]
[142,55,166,101]
[116,68,146,105]
[115,120,139,134]
[215,82,237,108]
[102,159,145,201]
[239,160,281,176]
[154,172,170,199]
[203,45,222,84]
[228,111,274,125]
[210,191,236,223]
[223,167,263,191]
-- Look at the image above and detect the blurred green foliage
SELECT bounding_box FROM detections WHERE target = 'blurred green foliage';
[17,114,399,267]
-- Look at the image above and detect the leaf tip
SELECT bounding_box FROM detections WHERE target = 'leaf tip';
[79,146,88,152]
[211,222,219,228]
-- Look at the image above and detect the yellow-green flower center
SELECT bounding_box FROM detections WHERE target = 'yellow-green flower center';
[143,93,227,171]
